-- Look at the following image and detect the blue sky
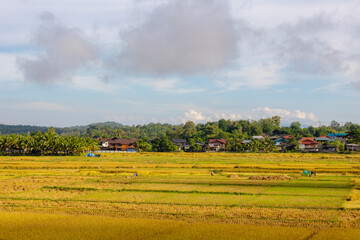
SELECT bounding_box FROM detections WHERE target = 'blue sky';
[1,0,360,127]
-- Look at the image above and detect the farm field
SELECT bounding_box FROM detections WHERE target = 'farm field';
[0,153,360,239]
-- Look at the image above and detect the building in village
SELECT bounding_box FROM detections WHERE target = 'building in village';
[299,137,318,152]
[99,137,137,152]
[208,139,227,151]
[172,139,191,151]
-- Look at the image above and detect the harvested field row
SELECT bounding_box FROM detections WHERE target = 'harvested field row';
[40,186,347,198]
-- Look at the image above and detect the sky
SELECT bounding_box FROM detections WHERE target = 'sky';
[1,0,360,127]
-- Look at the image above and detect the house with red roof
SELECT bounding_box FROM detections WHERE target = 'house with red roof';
[208,139,227,152]
[299,137,318,152]
[99,137,137,152]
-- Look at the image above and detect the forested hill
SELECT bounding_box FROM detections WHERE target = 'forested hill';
[1,119,360,142]
[0,121,123,136]
[0,124,49,135]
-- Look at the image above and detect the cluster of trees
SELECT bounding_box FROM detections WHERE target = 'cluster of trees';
[0,128,98,155]
[84,119,360,142]
[1,117,360,155]
[2,119,360,142]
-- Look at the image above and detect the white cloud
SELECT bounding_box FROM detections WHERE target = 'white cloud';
[184,109,211,122]
[0,53,23,83]
[16,12,97,84]
[116,0,238,76]
[187,106,318,124]
[294,110,317,122]
[252,107,318,123]
[252,107,291,118]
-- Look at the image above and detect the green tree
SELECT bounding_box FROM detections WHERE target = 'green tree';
[135,138,152,152]
[183,121,197,139]
[151,135,176,152]
[272,116,281,127]
[218,119,229,132]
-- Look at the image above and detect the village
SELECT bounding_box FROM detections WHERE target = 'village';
[98,133,360,153]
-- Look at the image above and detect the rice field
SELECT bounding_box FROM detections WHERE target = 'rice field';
[0,152,360,239]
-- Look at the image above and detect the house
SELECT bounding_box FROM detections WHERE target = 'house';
[172,139,190,151]
[328,133,347,142]
[242,140,251,144]
[99,137,137,151]
[318,145,337,153]
[299,137,318,152]
[269,135,281,141]
[208,139,227,151]
[346,144,360,151]
[282,135,294,140]
[252,136,264,140]
[277,142,296,152]
[274,138,287,146]
[314,137,334,144]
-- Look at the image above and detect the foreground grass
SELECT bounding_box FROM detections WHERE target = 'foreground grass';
[1,212,360,240]
[0,212,318,240]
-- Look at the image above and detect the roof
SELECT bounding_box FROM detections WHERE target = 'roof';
[209,139,227,144]
[319,135,331,139]
[252,136,264,139]
[315,138,334,142]
[346,144,360,147]
[242,140,251,144]
[173,139,187,144]
[282,135,294,140]
[328,133,347,137]
[300,137,318,145]
[99,137,114,143]
[108,138,137,145]
[275,139,287,143]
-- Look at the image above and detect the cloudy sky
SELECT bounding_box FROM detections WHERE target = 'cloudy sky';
[1,0,360,127]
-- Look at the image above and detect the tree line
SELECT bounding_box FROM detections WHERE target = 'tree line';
[0,127,98,155]
[84,118,360,141]
[1,117,360,154]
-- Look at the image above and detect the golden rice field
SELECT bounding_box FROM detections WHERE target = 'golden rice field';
[0,152,360,239]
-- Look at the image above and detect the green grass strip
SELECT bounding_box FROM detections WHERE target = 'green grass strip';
[41,186,345,198]
[0,196,347,210]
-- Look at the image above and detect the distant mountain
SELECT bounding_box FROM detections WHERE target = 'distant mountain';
[0,122,125,135]
[0,124,50,135]
[89,121,125,128]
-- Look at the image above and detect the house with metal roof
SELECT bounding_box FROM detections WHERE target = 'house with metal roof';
[315,137,334,143]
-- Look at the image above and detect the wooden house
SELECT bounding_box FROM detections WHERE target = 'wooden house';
[99,137,137,151]
[208,139,227,151]
[299,137,318,152]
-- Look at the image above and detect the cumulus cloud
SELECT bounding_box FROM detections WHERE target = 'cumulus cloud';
[252,107,291,118]
[184,109,211,122]
[116,0,238,76]
[274,14,352,78]
[213,13,360,91]
[17,11,96,84]
[252,107,318,123]
[182,106,318,124]
[0,53,23,83]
